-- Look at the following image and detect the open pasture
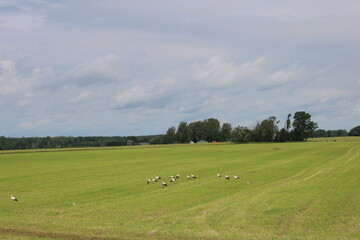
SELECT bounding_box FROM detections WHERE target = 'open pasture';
[1,138,360,239]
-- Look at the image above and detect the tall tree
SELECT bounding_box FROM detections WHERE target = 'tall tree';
[231,126,252,143]
[221,123,232,142]
[349,125,360,136]
[203,118,221,142]
[164,126,176,144]
[176,121,189,143]
[188,121,204,142]
[253,116,279,142]
[286,113,292,132]
[291,111,318,141]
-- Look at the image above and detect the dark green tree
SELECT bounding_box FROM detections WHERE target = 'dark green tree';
[221,123,232,142]
[253,116,279,142]
[176,121,190,143]
[314,129,327,138]
[276,128,288,142]
[149,135,164,144]
[231,126,252,143]
[188,121,204,142]
[349,125,360,136]
[291,111,318,141]
[286,113,292,132]
[164,126,176,144]
[203,118,221,142]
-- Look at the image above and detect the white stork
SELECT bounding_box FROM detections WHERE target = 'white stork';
[225,175,230,179]
[187,175,191,179]
[162,182,167,187]
[155,176,161,180]
[170,178,176,182]
[147,179,151,184]
[217,173,221,177]
[234,176,239,179]
[152,178,157,182]
[73,202,76,206]
[191,174,196,179]
[176,174,180,178]
[10,194,18,201]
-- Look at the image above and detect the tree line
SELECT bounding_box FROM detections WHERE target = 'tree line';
[155,111,358,144]
[1,112,358,150]
[0,135,159,150]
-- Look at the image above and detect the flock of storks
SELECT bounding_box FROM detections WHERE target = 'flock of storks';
[9,173,250,202]
[146,173,250,187]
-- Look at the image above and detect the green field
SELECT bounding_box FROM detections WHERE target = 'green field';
[1,138,359,240]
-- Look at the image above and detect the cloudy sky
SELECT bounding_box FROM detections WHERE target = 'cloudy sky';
[1,0,359,137]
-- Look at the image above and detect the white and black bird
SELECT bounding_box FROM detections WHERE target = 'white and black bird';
[10,194,18,201]
[217,173,221,177]
[225,175,230,179]
[152,178,157,182]
[170,178,176,182]
[169,175,174,179]
[191,174,196,179]
[247,181,252,184]
[155,176,161,180]
[175,174,180,179]
[162,181,167,187]
[234,176,239,179]
[187,175,191,179]
[147,179,151,184]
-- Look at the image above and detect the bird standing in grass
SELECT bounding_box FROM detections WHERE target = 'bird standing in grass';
[217,173,221,177]
[191,174,196,179]
[176,174,180,178]
[162,182,167,187]
[170,178,176,182]
[10,194,18,201]
[225,175,230,179]
[152,178,157,182]
[187,175,191,179]
[73,202,76,206]
[147,179,151,184]
[234,176,239,179]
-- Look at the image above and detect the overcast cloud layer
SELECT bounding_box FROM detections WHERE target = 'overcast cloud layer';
[1,0,359,137]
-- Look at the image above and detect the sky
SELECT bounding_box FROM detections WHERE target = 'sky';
[0,0,359,137]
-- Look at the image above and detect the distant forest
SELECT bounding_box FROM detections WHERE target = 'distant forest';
[1,111,359,150]
[0,135,159,150]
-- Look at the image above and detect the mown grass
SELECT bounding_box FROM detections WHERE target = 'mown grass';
[0,138,359,239]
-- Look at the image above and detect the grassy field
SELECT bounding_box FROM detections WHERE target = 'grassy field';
[0,137,359,239]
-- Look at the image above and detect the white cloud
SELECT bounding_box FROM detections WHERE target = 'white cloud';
[0,12,45,30]
[18,99,30,107]
[114,77,176,109]
[60,54,125,86]
[257,65,304,90]
[194,56,266,87]
[69,90,96,103]
[0,60,22,95]
[19,119,50,130]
